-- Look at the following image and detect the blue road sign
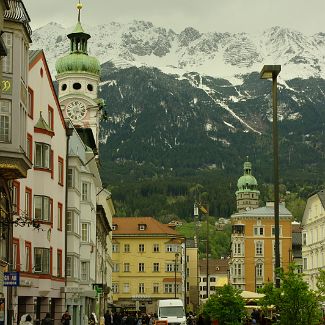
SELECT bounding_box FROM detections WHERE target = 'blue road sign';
[3,272,20,287]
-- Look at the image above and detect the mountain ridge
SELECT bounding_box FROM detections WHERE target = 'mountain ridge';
[32,21,325,83]
[31,22,325,220]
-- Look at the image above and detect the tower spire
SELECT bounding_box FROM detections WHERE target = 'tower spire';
[77,1,82,23]
[235,159,260,212]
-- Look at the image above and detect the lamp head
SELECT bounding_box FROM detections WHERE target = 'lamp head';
[260,65,281,79]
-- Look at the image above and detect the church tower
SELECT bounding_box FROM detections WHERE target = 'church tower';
[55,2,103,149]
[235,159,260,212]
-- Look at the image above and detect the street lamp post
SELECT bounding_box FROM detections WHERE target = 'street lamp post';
[206,214,209,299]
[260,65,281,288]
[194,202,209,298]
[174,253,179,298]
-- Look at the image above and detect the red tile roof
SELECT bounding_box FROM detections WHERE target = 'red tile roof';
[112,216,182,237]
[199,258,230,274]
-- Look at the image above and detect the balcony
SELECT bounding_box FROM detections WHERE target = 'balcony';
[232,224,245,236]
[4,0,32,37]
[0,149,31,179]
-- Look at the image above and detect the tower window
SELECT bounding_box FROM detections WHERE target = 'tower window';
[87,84,93,91]
[61,84,67,91]
[73,82,82,90]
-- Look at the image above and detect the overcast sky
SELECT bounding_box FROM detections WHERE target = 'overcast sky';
[25,0,325,35]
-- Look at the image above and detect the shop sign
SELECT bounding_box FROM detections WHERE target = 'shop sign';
[63,287,83,293]
[131,295,152,302]
[3,272,19,286]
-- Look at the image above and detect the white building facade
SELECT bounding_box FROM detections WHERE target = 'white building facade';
[12,50,67,324]
[96,189,115,314]
[64,127,100,324]
[301,190,325,290]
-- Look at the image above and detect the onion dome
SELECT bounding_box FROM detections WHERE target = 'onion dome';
[55,2,100,76]
[237,161,259,191]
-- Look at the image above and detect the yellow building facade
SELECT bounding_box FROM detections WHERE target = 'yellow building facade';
[185,240,198,312]
[230,204,292,291]
[112,217,185,314]
[230,160,292,291]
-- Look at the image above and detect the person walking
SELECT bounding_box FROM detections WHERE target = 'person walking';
[25,314,33,325]
[61,310,71,325]
[42,313,53,325]
[89,313,98,325]
[104,310,111,325]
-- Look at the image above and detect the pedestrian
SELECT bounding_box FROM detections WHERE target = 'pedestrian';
[25,314,33,325]
[61,310,71,325]
[104,310,112,325]
[114,312,122,325]
[42,313,53,325]
[89,313,96,325]
[89,312,98,325]
[121,313,127,325]
[148,315,154,325]
[196,314,204,325]
[251,309,260,324]
[187,312,195,325]
[19,314,28,325]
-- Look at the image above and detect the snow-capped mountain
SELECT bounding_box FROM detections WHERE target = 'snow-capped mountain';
[32,21,325,82]
[31,21,325,218]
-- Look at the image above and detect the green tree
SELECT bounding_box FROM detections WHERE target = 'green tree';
[202,285,246,325]
[285,193,306,222]
[259,265,322,325]
[316,269,325,302]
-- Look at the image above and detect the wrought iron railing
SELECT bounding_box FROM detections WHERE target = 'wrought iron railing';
[4,0,32,37]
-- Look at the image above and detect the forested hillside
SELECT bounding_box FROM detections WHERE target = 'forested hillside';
[98,64,325,222]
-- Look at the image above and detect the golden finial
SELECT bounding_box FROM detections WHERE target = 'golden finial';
[77,1,83,22]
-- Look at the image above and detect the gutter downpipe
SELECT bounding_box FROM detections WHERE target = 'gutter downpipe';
[64,121,73,309]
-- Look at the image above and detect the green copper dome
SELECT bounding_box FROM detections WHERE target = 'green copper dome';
[236,160,259,191]
[56,53,100,75]
[237,174,258,189]
[55,6,100,76]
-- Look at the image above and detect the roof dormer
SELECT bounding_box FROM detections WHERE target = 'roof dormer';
[138,224,147,231]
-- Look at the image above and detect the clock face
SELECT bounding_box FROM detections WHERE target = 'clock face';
[66,100,87,121]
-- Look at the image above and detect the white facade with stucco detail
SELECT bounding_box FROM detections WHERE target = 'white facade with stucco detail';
[64,126,101,324]
[12,50,67,323]
[301,190,325,290]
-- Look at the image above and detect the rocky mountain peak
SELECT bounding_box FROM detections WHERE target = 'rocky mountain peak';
[179,27,202,46]
[32,21,325,82]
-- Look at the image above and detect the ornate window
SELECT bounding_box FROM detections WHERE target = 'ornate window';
[35,143,50,169]
[81,261,90,281]
[81,223,90,242]
[255,241,264,256]
[138,263,145,272]
[34,248,50,274]
[153,263,159,272]
[0,100,11,143]
[34,195,52,222]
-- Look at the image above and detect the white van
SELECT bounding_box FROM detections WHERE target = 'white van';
[157,299,186,325]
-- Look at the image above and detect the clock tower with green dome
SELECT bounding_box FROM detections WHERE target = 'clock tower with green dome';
[55,1,103,148]
[235,159,260,212]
